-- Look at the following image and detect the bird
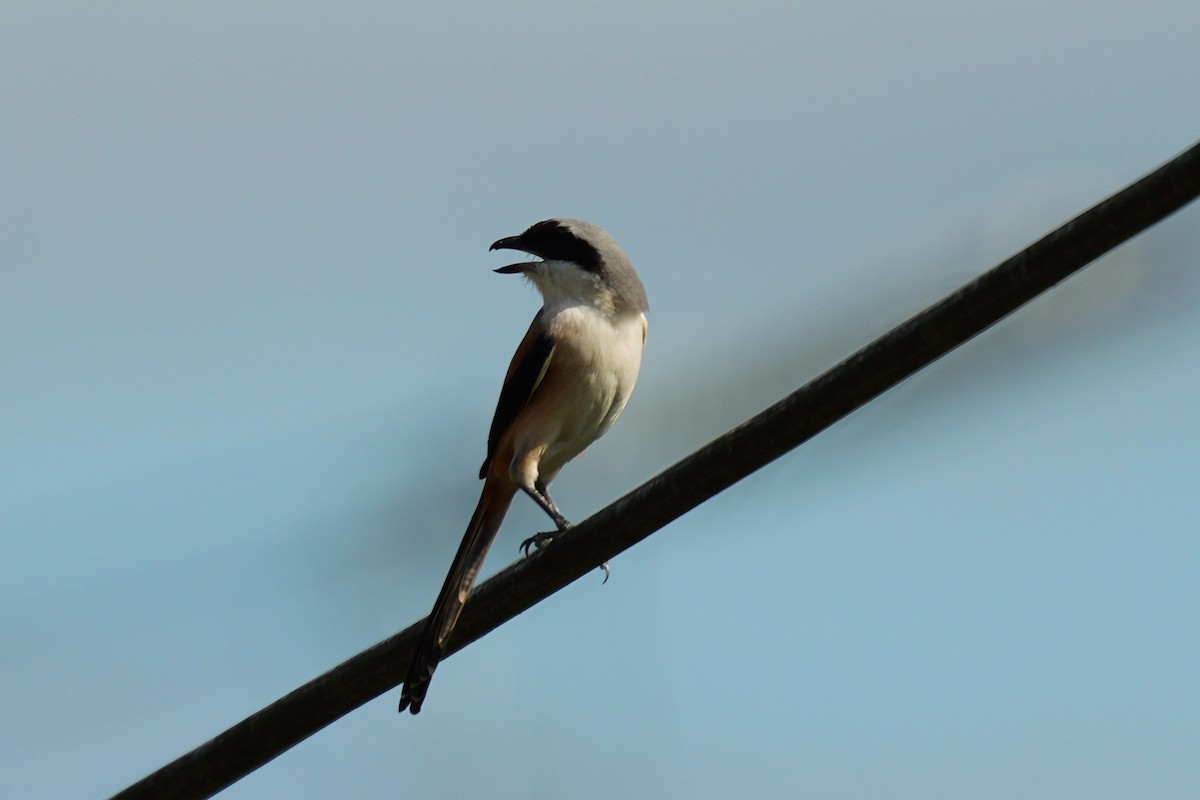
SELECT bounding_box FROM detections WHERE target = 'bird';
[398,218,649,714]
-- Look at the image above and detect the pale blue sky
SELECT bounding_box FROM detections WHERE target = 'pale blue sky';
[3,2,1199,798]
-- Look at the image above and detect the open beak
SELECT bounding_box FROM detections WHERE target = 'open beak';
[490,234,540,274]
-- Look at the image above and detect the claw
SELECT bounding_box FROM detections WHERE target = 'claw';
[518,531,611,584]
[520,530,560,557]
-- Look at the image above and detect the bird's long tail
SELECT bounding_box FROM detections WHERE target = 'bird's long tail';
[399,478,515,714]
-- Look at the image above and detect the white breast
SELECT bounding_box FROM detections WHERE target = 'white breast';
[535,304,646,479]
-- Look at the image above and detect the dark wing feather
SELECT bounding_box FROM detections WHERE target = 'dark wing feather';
[479,310,555,478]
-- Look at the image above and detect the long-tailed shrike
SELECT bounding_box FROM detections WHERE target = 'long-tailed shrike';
[398,218,649,714]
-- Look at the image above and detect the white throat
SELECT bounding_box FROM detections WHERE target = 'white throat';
[527,260,615,313]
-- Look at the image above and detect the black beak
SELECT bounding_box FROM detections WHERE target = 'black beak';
[489,235,524,252]
[490,234,538,274]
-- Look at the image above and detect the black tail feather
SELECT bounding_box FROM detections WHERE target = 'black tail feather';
[399,480,514,714]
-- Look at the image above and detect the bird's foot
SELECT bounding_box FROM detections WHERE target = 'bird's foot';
[520,530,562,557]
[519,530,611,583]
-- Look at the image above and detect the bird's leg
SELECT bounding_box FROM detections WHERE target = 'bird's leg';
[527,480,572,531]
[520,482,611,582]
[520,481,571,556]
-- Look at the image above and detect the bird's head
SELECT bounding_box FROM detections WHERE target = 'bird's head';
[490,219,648,313]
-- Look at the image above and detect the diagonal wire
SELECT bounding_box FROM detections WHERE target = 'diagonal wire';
[110,139,1200,800]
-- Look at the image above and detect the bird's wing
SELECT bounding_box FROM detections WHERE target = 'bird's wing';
[479,309,556,478]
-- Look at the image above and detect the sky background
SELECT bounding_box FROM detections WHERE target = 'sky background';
[4,2,1200,798]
